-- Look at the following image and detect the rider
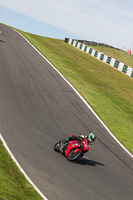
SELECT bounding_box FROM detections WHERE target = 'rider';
[61,133,96,154]
[68,132,96,145]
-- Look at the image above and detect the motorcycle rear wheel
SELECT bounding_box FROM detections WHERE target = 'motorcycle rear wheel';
[67,149,82,161]
[54,139,66,152]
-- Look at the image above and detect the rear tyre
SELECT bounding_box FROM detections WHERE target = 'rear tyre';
[54,139,66,152]
[54,142,61,152]
[67,149,82,161]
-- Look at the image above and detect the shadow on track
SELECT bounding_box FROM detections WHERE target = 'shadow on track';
[73,157,105,166]
[0,40,5,42]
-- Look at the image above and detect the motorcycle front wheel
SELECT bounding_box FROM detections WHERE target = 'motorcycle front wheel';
[67,149,82,161]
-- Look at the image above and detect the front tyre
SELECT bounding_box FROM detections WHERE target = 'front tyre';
[67,149,82,161]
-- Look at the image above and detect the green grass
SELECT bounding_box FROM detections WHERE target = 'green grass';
[17,30,133,155]
[89,45,133,68]
[0,141,43,200]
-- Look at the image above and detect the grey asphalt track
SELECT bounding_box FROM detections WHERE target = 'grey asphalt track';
[0,24,133,200]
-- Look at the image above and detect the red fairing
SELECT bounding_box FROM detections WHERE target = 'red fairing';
[65,141,80,156]
[65,138,89,156]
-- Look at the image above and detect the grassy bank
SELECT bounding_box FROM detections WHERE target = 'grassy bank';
[17,30,133,154]
[89,45,133,68]
[0,140,43,200]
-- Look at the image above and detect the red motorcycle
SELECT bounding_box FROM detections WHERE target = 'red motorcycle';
[54,137,91,161]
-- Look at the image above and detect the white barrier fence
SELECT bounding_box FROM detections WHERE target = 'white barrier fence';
[67,39,133,79]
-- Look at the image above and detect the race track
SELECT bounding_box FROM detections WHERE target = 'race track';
[0,24,133,200]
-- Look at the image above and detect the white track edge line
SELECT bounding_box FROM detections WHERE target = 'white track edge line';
[14,29,133,159]
[0,133,48,200]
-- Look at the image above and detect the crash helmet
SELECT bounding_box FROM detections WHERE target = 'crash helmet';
[80,135,85,140]
[88,133,96,143]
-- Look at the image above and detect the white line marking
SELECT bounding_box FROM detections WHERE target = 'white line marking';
[0,133,48,200]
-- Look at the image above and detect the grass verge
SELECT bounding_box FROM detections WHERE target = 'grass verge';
[89,45,133,68]
[0,140,43,200]
[17,30,133,154]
